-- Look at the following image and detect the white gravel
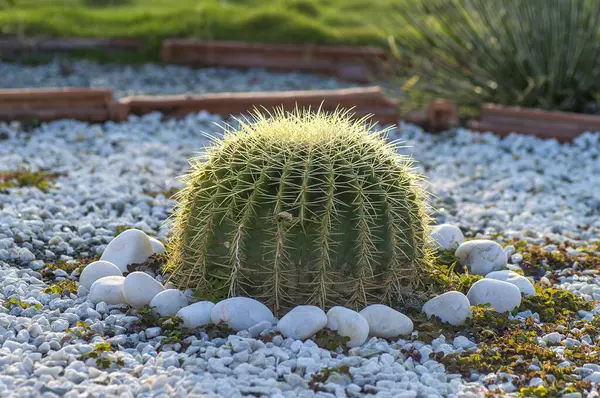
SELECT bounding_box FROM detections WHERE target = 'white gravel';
[0,59,358,98]
[1,66,600,396]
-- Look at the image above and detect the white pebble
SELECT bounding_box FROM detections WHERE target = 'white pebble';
[150,289,188,317]
[51,319,69,332]
[123,271,165,308]
[485,270,536,297]
[89,276,126,305]
[211,297,276,331]
[430,224,464,249]
[146,327,162,339]
[466,279,522,313]
[79,260,122,289]
[149,237,166,254]
[542,332,563,344]
[326,306,369,348]
[455,240,507,276]
[422,291,472,326]
[177,301,215,329]
[16,329,30,343]
[453,336,475,349]
[359,304,413,338]
[100,229,154,273]
[277,305,327,340]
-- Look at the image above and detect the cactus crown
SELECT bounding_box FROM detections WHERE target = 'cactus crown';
[165,108,432,315]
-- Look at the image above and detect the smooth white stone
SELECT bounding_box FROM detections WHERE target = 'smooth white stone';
[326,306,369,348]
[277,305,327,340]
[485,270,536,297]
[79,261,122,289]
[455,240,507,276]
[542,332,563,344]
[211,297,277,331]
[150,289,188,317]
[359,304,413,338]
[422,291,472,326]
[466,279,522,313]
[149,237,165,255]
[99,229,154,273]
[453,336,476,349]
[123,271,165,308]
[89,276,126,305]
[430,224,465,249]
[177,301,215,329]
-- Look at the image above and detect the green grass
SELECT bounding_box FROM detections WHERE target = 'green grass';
[0,0,418,62]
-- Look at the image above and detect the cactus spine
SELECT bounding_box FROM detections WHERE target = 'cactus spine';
[165,108,431,314]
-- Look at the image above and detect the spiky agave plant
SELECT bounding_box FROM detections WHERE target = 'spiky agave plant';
[387,0,600,114]
[165,108,432,314]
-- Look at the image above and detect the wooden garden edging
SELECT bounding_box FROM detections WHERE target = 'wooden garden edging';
[161,39,391,83]
[468,104,600,142]
[2,86,598,142]
[120,87,399,124]
[401,99,459,132]
[0,86,399,126]
[0,88,125,123]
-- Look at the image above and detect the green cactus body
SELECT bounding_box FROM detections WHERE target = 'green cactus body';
[165,108,431,314]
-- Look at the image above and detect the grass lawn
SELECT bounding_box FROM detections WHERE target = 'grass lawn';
[0,0,418,54]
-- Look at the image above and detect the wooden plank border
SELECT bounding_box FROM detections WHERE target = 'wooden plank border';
[120,87,399,125]
[0,87,122,123]
[0,86,398,126]
[2,85,598,143]
[161,39,391,83]
[468,104,600,142]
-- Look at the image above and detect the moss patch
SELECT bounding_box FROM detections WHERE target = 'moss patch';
[413,243,598,396]
[3,297,42,311]
[506,238,600,282]
[429,287,596,396]
[126,253,167,275]
[0,169,62,193]
[78,342,125,369]
[42,279,79,296]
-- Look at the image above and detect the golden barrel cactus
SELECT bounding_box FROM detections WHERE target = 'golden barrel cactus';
[165,108,431,315]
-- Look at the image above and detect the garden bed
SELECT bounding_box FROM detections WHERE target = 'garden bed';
[1,107,600,396]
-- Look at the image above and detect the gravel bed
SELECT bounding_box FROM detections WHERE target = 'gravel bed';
[0,59,359,98]
[1,109,600,397]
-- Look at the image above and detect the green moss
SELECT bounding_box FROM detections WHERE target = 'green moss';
[520,286,595,323]
[3,297,42,311]
[0,169,61,193]
[412,305,517,345]
[127,305,236,351]
[308,364,351,392]
[41,256,97,282]
[420,248,482,299]
[313,328,351,352]
[433,248,460,267]
[114,225,132,236]
[42,279,79,296]
[432,283,598,397]
[510,238,600,279]
[78,342,124,369]
[66,321,98,341]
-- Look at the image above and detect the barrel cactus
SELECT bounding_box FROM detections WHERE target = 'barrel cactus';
[165,108,432,314]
